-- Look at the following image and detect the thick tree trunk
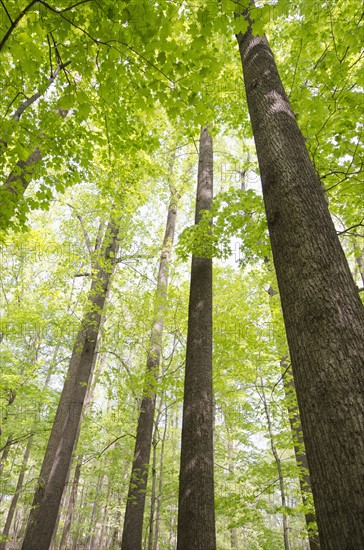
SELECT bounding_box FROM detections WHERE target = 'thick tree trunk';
[21,221,120,550]
[177,126,216,550]
[237,24,364,549]
[121,191,178,550]
[260,379,290,550]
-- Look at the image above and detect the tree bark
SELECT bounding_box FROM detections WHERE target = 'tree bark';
[21,220,120,550]
[120,190,178,550]
[177,126,216,550]
[237,23,364,549]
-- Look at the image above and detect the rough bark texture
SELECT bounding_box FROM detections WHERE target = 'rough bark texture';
[21,221,119,550]
[121,192,178,550]
[177,126,216,550]
[237,26,364,549]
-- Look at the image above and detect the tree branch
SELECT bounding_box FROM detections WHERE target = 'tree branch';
[66,203,93,256]
[82,433,135,465]
[0,0,92,52]
[337,218,364,236]
[0,430,35,452]
[0,0,39,52]
[0,0,13,23]
[13,61,71,120]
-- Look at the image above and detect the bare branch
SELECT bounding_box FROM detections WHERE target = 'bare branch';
[337,218,364,236]
[0,0,39,52]
[66,204,93,256]
[0,0,13,23]
[82,433,135,465]
[0,0,92,52]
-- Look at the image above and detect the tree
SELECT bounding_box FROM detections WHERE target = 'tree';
[21,218,120,550]
[177,126,216,550]
[121,184,179,550]
[236,11,364,548]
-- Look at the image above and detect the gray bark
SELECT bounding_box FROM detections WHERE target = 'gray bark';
[21,221,120,550]
[177,126,216,550]
[121,190,178,550]
[237,21,364,549]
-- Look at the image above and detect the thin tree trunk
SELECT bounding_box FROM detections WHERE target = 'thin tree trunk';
[0,436,32,550]
[86,473,104,550]
[356,249,364,286]
[0,344,61,545]
[21,220,120,550]
[260,378,290,550]
[111,491,122,549]
[267,285,319,549]
[58,458,82,550]
[281,359,320,550]
[147,416,159,550]
[152,406,168,550]
[225,419,239,550]
[236,19,364,549]
[71,480,87,550]
[97,480,112,550]
[121,190,178,550]
[177,126,216,550]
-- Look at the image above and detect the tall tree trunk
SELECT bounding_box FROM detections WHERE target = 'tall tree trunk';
[356,249,364,286]
[71,480,87,550]
[96,480,112,550]
[147,412,159,550]
[152,405,168,550]
[0,344,60,545]
[58,457,82,550]
[259,379,290,550]
[0,436,32,550]
[86,473,104,550]
[121,190,178,550]
[177,126,216,550]
[21,220,120,550]
[281,360,320,550]
[224,419,239,550]
[111,491,123,549]
[236,21,364,549]
[56,347,105,549]
[267,284,319,549]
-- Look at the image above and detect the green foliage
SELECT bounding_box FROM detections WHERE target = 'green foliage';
[0,0,361,547]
